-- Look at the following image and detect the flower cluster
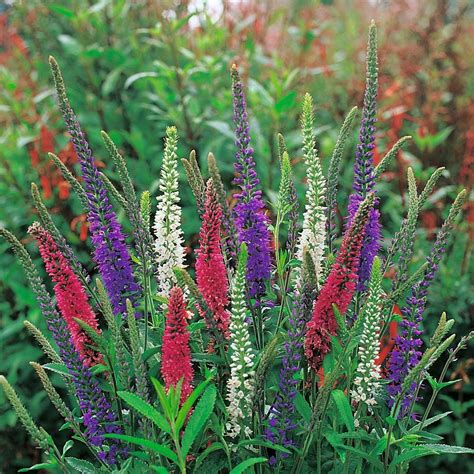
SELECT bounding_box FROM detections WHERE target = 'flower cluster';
[161,286,194,404]
[351,256,383,408]
[226,244,256,438]
[305,193,374,371]
[49,57,141,317]
[28,222,102,367]
[296,93,327,282]
[231,65,271,299]
[153,126,186,300]
[196,180,230,339]
[346,21,381,290]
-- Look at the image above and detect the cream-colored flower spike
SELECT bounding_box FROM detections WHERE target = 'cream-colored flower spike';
[296,93,327,282]
[351,256,383,409]
[153,126,185,299]
[226,245,255,439]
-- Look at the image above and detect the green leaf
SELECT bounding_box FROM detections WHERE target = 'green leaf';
[422,444,474,455]
[237,438,291,454]
[117,391,171,433]
[142,346,161,362]
[427,374,461,391]
[332,389,355,431]
[150,467,169,473]
[124,72,159,89]
[103,434,178,463]
[294,392,312,423]
[409,411,452,432]
[334,445,383,469]
[194,442,226,471]
[389,446,437,468]
[229,457,267,474]
[370,435,388,456]
[42,363,71,377]
[64,457,96,473]
[18,463,57,472]
[151,378,173,420]
[176,378,212,432]
[181,385,217,457]
[49,4,75,18]
[323,430,346,462]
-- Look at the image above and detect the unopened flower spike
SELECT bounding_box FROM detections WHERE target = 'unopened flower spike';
[387,189,467,416]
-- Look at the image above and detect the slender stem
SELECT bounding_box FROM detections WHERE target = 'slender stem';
[418,344,461,430]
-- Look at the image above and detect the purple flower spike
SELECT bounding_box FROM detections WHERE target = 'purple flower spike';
[347,21,381,291]
[387,190,466,417]
[231,65,271,298]
[48,315,127,465]
[50,57,141,317]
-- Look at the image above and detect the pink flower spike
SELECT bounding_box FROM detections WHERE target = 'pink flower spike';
[28,222,102,367]
[196,180,230,339]
[161,286,194,405]
[305,194,374,371]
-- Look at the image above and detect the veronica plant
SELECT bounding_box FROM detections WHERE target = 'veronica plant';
[1,23,472,474]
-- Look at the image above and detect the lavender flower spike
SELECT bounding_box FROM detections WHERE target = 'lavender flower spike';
[347,21,381,290]
[231,64,271,298]
[387,190,467,416]
[49,56,141,317]
[49,316,127,465]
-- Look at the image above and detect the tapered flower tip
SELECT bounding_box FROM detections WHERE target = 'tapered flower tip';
[231,64,240,81]
[27,221,42,236]
[166,125,178,136]
[370,19,376,27]
[238,242,248,265]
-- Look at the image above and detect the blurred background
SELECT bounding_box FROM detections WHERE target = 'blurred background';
[0,0,472,472]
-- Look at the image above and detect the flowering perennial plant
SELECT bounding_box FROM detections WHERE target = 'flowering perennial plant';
[161,287,194,405]
[195,181,230,339]
[351,256,383,408]
[231,65,271,299]
[296,93,327,282]
[225,244,256,439]
[153,126,186,300]
[1,23,472,474]
[346,21,381,290]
